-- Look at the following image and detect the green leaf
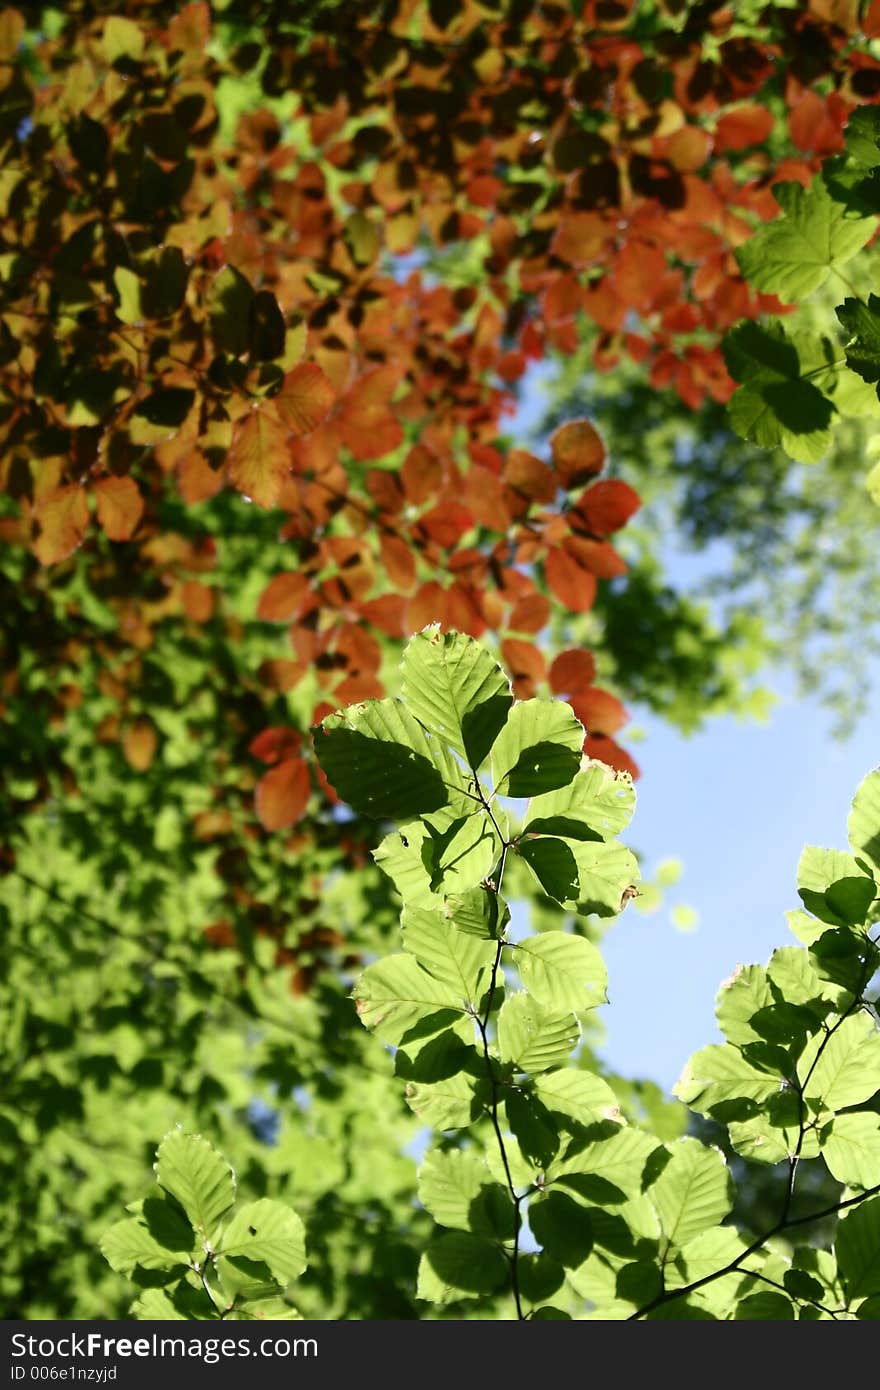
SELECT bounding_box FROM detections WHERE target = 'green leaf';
[848,768,880,883]
[735,1291,795,1319]
[518,834,638,916]
[836,1196,880,1301]
[401,626,512,770]
[797,845,874,925]
[497,993,580,1072]
[667,1227,750,1290]
[798,1012,880,1112]
[404,1071,486,1129]
[418,1149,514,1239]
[128,1288,189,1320]
[715,964,774,1047]
[103,15,145,64]
[216,1199,306,1287]
[551,1125,661,1205]
[529,1190,594,1267]
[113,266,142,326]
[416,1232,508,1302]
[533,1068,621,1125]
[210,266,255,356]
[674,1043,782,1120]
[445,885,509,938]
[734,175,873,303]
[838,295,880,389]
[505,1090,559,1168]
[511,931,607,1013]
[723,322,835,464]
[820,1113,880,1189]
[490,699,583,797]
[314,697,466,821]
[100,1212,191,1277]
[154,1131,236,1240]
[402,906,495,1003]
[518,1256,566,1305]
[524,762,636,840]
[352,954,467,1045]
[649,1137,732,1251]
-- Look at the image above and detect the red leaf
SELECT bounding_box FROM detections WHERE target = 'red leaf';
[273,362,335,435]
[257,571,308,621]
[379,534,416,592]
[249,727,302,765]
[549,649,596,696]
[417,500,473,549]
[227,409,291,507]
[714,104,774,152]
[545,548,597,614]
[258,659,306,692]
[550,420,606,488]
[255,756,311,830]
[569,688,629,737]
[94,476,144,541]
[583,735,640,781]
[572,480,640,538]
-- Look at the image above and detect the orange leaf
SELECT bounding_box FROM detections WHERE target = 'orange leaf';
[339,365,404,461]
[505,450,557,504]
[566,536,628,579]
[402,443,443,504]
[508,591,551,634]
[32,485,90,565]
[227,410,291,507]
[550,420,606,488]
[583,735,640,781]
[549,649,596,696]
[255,756,311,831]
[551,211,608,267]
[665,125,713,172]
[569,688,629,737]
[714,104,774,152]
[545,548,597,614]
[249,727,302,765]
[166,1,210,51]
[273,362,335,435]
[357,593,407,636]
[258,571,308,622]
[502,638,546,700]
[379,533,416,592]
[417,500,473,549]
[181,579,214,621]
[572,480,640,538]
[123,718,158,773]
[258,659,306,692]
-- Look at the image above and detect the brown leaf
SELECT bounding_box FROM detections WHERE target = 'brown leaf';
[32,486,90,566]
[94,476,144,541]
[227,409,291,507]
[273,362,336,435]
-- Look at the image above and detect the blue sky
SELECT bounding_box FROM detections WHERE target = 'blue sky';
[596,684,878,1093]
[506,363,879,1095]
